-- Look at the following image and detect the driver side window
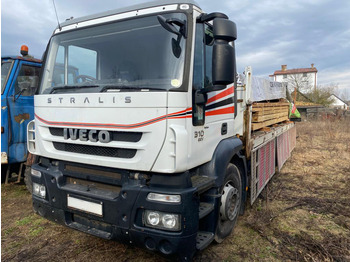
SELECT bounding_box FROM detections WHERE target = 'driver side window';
[14,65,41,96]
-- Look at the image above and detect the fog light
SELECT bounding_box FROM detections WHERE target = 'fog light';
[144,210,180,231]
[33,182,46,198]
[31,169,41,178]
[147,193,181,203]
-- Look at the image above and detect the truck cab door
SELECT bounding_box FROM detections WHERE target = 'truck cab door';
[1,59,17,164]
[7,61,41,164]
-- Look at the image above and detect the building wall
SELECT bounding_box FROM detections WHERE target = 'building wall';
[274,72,317,91]
[329,95,349,109]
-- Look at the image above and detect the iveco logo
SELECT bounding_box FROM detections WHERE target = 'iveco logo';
[63,128,111,143]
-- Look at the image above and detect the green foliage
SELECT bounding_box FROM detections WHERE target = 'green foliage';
[305,86,335,107]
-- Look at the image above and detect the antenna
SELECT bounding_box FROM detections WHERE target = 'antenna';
[52,0,62,31]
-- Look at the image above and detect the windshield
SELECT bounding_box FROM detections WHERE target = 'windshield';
[1,61,14,94]
[40,13,187,94]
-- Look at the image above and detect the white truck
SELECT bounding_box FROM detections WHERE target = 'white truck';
[27,0,295,259]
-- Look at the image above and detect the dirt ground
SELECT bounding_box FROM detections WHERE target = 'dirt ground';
[2,119,350,261]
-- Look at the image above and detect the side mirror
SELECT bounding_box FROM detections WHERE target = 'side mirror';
[211,18,237,91]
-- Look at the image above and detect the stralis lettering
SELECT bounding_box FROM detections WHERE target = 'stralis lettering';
[47,96,131,104]
[64,128,111,143]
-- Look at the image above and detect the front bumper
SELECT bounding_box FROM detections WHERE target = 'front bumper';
[31,158,199,258]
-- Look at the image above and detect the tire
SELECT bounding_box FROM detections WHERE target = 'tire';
[214,163,242,243]
[24,166,33,194]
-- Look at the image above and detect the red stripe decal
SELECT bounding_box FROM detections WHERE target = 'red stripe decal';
[206,106,234,116]
[207,86,234,104]
[35,107,193,129]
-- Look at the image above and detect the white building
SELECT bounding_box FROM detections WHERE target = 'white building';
[329,94,349,110]
[270,64,318,91]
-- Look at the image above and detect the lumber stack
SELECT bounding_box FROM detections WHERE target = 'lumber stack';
[251,102,289,131]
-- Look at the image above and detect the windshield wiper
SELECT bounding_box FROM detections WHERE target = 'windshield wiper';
[100,85,165,92]
[49,85,100,94]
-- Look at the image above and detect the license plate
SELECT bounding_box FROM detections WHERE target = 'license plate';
[67,195,103,217]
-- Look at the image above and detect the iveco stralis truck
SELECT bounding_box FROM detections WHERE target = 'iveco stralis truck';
[27,1,295,259]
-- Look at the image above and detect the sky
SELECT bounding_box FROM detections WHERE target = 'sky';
[1,0,350,99]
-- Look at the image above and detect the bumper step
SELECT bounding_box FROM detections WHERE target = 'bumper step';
[196,231,214,250]
[199,202,214,219]
[68,222,112,240]
[191,175,215,194]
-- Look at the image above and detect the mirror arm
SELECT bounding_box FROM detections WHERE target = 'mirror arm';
[166,18,187,38]
[157,15,187,38]
[13,89,25,102]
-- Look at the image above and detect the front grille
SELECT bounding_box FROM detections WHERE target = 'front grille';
[53,142,136,158]
[49,127,142,142]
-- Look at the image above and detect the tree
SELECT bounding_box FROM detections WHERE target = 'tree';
[305,85,336,107]
[286,73,313,94]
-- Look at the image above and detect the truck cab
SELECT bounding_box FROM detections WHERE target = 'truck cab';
[1,46,41,179]
[27,1,296,260]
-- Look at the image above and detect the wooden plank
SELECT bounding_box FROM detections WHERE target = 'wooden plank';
[252,107,289,115]
[252,105,289,112]
[252,102,289,108]
[252,111,288,122]
[251,116,289,131]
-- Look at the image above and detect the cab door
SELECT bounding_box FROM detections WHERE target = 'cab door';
[7,61,41,164]
[1,59,17,164]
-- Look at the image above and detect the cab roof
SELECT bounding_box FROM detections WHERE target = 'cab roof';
[59,0,200,29]
[2,55,41,63]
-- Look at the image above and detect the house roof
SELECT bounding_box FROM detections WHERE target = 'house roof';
[273,67,318,75]
[330,94,348,105]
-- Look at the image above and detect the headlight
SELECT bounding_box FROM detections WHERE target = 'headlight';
[33,182,46,198]
[162,214,177,229]
[31,169,42,178]
[144,210,180,231]
[146,212,160,226]
[147,193,181,203]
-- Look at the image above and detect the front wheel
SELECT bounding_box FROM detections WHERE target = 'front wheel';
[215,163,242,243]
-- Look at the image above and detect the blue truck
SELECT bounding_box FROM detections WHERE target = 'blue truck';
[1,46,42,184]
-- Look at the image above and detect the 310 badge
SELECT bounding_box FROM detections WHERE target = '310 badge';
[194,130,204,142]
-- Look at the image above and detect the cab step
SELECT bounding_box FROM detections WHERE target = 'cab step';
[196,231,214,250]
[191,175,215,194]
[199,202,214,219]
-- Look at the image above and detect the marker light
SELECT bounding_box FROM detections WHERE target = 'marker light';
[31,169,42,178]
[147,193,181,203]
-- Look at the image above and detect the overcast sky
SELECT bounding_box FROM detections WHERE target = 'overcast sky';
[1,0,350,98]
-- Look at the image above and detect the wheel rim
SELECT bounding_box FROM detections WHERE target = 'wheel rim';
[220,181,239,221]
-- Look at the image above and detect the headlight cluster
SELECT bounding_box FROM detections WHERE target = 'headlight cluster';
[144,210,180,231]
[33,183,46,198]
